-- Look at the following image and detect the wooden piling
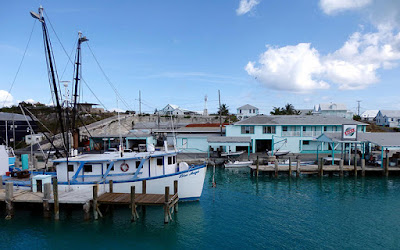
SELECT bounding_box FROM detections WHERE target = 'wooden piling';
[52,177,59,220]
[385,155,389,177]
[296,160,300,177]
[5,182,13,219]
[256,156,259,178]
[164,186,170,224]
[274,160,278,178]
[288,157,292,176]
[131,186,136,222]
[0,176,3,189]
[174,180,178,213]
[361,159,365,177]
[109,180,113,193]
[318,158,323,177]
[43,183,51,218]
[339,160,344,177]
[354,155,358,177]
[142,180,147,214]
[83,202,91,221]
[93,184,98,220]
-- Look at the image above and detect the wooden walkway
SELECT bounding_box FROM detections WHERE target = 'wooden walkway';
[98,193,174,205]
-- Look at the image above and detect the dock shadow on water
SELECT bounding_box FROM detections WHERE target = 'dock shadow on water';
[1,166,400,249]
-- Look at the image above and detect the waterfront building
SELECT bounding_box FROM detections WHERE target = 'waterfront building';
[237,104,259,120]
[313,103,353,119]
[375,110,400,128]
[361,110,379,121]
[225,115,367,154]
[0,112,37,145]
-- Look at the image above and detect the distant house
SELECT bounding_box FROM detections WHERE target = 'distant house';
[237,104,259,120]
[158,104,184,116]
[313,103,353,119]
[78,102,98,113]
[361,110,379,121]
[376,110,400,128]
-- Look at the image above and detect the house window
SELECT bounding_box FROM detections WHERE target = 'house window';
[282,126,288,132]
[324,126,327,131]
[240,109,242,113]
[241,126,254,134]
[83,164,92,173]
[157,158,163,166]
[253,109,255,113]
[302,141,309,145]
[136,161,141,168]
[68,164,74,172]
[263,126,275,134]
[303,126,306,132]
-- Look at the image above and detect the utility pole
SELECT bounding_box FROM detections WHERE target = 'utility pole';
[357,100,361,116]
[218,90,222,136]
[139,90,141,115]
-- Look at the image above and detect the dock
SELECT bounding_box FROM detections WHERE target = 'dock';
[0,177,179,224]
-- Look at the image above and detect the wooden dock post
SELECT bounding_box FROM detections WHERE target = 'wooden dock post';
[274,160,278,178]
[385,155,389,177]
[131,186,137,222]
[296,160,300,177]
[361,159,365,177]
[164,186,170,224]
[83,202,91,221]
[288,157,292,176]
[52,177,59,220]
[318,158,323,177]
[5,182,13,219]
[142,180,147,214]
[109,180,113,193]
[339,160,344,177]
[93,184,98,220]
[256,156,259,178]
[174,180,178,213]
[354,155,358,177]
[43,183,51,218]
[0,176,3,189]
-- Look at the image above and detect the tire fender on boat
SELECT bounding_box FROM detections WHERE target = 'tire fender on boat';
[120,163,129,172]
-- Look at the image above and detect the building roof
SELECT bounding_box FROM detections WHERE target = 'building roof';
[0,112,34,121]
[317,103,347,111]
[318,132,400,147]
[361,110,379,118]
[379,110,400,118]
[233,115,367,126]
[164,104,180,110]
[207,136,251,143]
[176,126,225,133]
[237,104,258,110]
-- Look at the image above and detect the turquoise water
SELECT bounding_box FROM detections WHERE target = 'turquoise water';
[1,167,400,249]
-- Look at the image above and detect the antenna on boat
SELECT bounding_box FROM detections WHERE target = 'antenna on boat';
[117,96,123,157]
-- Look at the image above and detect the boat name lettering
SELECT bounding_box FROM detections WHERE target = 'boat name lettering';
[179,170,200,178]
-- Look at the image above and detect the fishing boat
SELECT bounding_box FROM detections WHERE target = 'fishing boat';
[1,6,208,200]
[224,160,253,168]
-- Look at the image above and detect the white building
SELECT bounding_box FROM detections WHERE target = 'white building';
[158,104,184,116]
[237,104,259,120]
[25,133,45,145]
[376,110,400,128]
[361,110,379,121]
[313,103,353,119]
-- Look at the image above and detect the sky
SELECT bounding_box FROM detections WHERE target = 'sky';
[1,0,400,115]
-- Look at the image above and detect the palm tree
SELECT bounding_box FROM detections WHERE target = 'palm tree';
[270,103,300,115]
[219,104,229,116]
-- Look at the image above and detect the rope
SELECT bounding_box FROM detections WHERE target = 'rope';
[2,19,36,107]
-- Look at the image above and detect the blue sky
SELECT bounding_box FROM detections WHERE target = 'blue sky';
[1,0,400,115]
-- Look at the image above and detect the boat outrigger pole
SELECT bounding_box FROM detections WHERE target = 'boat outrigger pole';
[31,6,68,156]
[71,32,88,149]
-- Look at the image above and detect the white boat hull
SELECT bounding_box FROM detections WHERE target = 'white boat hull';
[224,161,253,168]
[58,165,207,200]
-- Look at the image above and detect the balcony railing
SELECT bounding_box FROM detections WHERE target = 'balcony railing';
[281,131,301,137]
[302,131,321,137]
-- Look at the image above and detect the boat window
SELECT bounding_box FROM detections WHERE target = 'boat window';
[168,156,172,165]
[157,158,163,166]
[136,161,141,168]
[68,164,74,172]
[107,163,114,171]
[83,164,92,173]
[173,156,176,164]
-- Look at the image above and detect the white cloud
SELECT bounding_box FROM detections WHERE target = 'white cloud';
[24,99,36,104]
[320,0,372,15]
[245,43,329,92]
[236,0,260,16]
[0,90,14,107]
[246,28,400,91]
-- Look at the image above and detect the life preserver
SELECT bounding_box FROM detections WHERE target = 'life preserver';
[120,163,129,172]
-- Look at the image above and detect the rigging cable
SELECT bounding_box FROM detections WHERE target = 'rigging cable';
[2,19,36,107]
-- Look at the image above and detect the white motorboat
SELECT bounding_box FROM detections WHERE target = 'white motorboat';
[224,160,253,168]
[221,151,245,157]
[267,150,290,157]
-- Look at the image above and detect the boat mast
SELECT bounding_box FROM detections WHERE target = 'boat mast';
[71,32,88,149]
[30,6,68,156]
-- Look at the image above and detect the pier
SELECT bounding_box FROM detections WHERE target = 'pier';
[0,178,179,224]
